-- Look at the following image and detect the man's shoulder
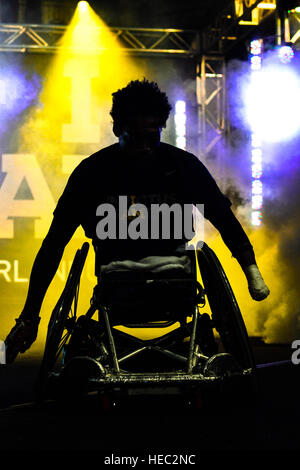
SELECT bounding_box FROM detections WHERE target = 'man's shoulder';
[160,142,202,167]
[73,143,119,174]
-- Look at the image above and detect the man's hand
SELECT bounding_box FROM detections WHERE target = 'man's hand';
[4,316,41,364]
[243,264,270,301]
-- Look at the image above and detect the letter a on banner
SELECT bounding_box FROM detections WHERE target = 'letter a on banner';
[0,154,55,238]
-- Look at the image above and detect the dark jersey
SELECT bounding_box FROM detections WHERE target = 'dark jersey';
[53,142,252,270]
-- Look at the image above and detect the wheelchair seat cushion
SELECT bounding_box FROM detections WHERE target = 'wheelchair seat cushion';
[100,255,192,276]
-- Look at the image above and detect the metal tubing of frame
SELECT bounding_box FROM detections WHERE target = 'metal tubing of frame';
[187,306,198,374]
[84,303,98,320]
[118,346,148,364]
[101,306,120,373]
[151,345,187,364]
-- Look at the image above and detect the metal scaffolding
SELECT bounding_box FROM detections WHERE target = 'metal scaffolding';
[0,0,279,161]
[0,22,228,161]
[0,23,200,56]
[201,0,276,55]
[196,55,227,183]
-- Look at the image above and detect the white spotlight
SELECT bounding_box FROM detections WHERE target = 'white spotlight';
[78,1,89,12]
[278,45,294,64]
[245,66,300,142]
[175,99,186,150]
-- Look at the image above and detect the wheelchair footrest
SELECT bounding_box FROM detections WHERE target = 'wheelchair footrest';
[87,368,253,386]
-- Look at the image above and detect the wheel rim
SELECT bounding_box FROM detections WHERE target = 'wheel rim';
[36,243,89,397]
[197,243,255,371]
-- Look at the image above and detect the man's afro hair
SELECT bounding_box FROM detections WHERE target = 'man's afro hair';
[110,78,172,128]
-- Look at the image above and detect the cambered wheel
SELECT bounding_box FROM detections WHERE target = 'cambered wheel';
[196,242,256,372]
[35,242,89,401]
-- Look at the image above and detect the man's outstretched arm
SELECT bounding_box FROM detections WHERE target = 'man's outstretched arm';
[4,217,78,363]
[208,207,270,301]
[20,218,76,319]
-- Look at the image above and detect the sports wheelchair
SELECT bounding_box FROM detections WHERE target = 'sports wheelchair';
[35,241,257,408]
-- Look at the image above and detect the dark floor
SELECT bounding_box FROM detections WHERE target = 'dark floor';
[0,337,299,459]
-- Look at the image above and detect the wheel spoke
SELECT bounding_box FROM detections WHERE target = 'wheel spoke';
[55,331,71,362]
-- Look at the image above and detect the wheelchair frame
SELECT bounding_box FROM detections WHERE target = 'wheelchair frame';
[35,241,256,403]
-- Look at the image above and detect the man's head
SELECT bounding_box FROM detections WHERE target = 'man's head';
[110,79,172,157]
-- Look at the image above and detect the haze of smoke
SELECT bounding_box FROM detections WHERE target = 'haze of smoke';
[0,56,42,140]
[215,58,300,344]
[255,152,300,343]
[165,57,300,344]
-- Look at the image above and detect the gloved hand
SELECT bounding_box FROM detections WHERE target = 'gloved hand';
[243,264,270,301]
[4,316,41,364]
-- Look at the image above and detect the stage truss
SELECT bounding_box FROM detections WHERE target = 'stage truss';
[0,24,200,56]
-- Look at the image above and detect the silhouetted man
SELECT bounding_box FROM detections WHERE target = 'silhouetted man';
[4,79,269,363]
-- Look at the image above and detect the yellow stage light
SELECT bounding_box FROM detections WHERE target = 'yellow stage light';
[257,2,276,9]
